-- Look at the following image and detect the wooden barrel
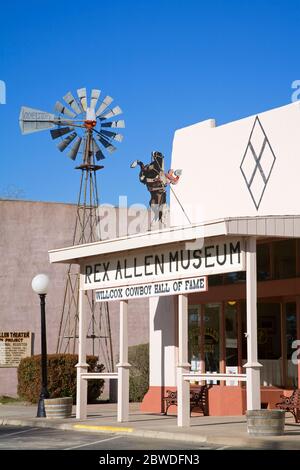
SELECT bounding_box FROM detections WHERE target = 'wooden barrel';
[246,410,285,436]
[44,397,73,419]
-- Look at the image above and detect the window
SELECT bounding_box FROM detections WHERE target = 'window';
[208,275,223,287]
[225,302,238,367]
[286,302,297,359]
[241,302,281,360]
[223,272,246,284]
[285,302,298,388]
[204,303,220,372]
[188,307,200,369]
[257,243,271,281]
[274,240,296,279]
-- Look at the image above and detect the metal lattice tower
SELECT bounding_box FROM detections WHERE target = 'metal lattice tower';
[19,87,126,372]
[56,163,114,371]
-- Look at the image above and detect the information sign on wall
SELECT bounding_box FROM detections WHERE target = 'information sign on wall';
[0,331,32,368]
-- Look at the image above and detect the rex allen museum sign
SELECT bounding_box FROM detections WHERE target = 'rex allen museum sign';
[82,237,246,301]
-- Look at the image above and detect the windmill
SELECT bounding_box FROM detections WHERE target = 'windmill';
[19,87,126,372]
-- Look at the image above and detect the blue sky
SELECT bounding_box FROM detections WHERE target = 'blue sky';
[0,0,299,207]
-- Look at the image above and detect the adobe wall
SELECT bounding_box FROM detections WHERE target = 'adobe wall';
[0,200,149,396]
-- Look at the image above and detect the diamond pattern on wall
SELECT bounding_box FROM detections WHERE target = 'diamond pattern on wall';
[240,116,276,210]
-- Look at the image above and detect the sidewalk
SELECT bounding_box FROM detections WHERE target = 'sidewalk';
[1,402,300,449]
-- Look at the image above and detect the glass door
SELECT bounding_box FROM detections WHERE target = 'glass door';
[203,303,221,373]
[188,306,201,371]
[225,302,238,367]
[285,302,298,388]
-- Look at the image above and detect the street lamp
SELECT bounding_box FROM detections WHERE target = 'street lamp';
[32,273,50,417]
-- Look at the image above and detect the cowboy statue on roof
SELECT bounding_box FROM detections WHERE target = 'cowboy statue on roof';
[131,151,182,226]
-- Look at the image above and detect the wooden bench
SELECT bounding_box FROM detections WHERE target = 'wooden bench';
[163,385,208,416]
[275,389,300,423]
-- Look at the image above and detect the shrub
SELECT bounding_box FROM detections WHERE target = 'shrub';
[128,343,149,402]
[18,354,104,404]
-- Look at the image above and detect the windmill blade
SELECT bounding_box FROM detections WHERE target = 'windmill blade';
[79,137,86,154]
[77,88,87,111]
[63,91,82,115]
[53,118,86,128]
[99,106,122,120]
[67,136,82,160]
[55,101,76,118]
[19,106,56,134]
[50,126,74,140]
[90,89,101,109]
[95,134,117,154]
[91,137,106,160]
[57,132,77,152]
[100,130,123,142]
[95,95,113,117]
[101,119,125,128]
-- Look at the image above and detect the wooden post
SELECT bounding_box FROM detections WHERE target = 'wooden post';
[244,237,262,410]
[117,300,130,422]
[237,302,243,386]
[76,269,88,419]
[177,293,190,427]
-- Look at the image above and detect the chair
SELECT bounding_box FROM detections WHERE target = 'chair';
[163,385,208,416]
[275,389,300,423]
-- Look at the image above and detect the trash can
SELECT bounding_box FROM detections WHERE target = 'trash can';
[246,409,285,436]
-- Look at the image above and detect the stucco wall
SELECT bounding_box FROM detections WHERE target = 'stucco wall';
[170,102,300,225]
[0,200,149,396]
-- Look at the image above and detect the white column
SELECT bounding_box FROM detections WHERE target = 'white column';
[116,300,131,422]
[75,272,88,419]
[177,293,190,427]
[149,296,177,388]
[243,237,262,410]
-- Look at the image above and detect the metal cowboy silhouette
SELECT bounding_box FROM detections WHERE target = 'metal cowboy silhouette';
[131,151,182,223]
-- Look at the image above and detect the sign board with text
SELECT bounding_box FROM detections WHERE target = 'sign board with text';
[0,331,32,368]
[225,366,239,386]
[96,276,207,302]
[84,237,245,291]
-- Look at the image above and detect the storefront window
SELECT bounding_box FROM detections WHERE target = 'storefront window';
[188,307,200,370]
[225,302,238,367]
[204,303,220,373]
[208,275,223,286]
[285,302,298,388]
[242,302,282,386]
[274,240,296,279]
[257,243,271,281]
[257,303,281,360]
[223,271,246,284]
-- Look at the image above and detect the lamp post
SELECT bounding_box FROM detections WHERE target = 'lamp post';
[32,274,50,417]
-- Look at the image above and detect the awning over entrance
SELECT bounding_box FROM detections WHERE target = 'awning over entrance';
[48,214,300,427]
[49,215,300,265]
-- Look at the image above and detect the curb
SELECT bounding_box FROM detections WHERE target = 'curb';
[1,416,299,449]
[73,424,134,433]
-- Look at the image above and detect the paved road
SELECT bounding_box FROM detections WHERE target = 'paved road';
[0,425,222,450]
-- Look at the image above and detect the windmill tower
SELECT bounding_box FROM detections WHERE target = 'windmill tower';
[19,88,125,372]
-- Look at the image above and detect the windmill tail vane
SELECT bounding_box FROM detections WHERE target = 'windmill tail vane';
[19,87,125,165]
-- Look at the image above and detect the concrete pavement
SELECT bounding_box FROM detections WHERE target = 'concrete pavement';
[0,402,300,449]
[0,425,218,450]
